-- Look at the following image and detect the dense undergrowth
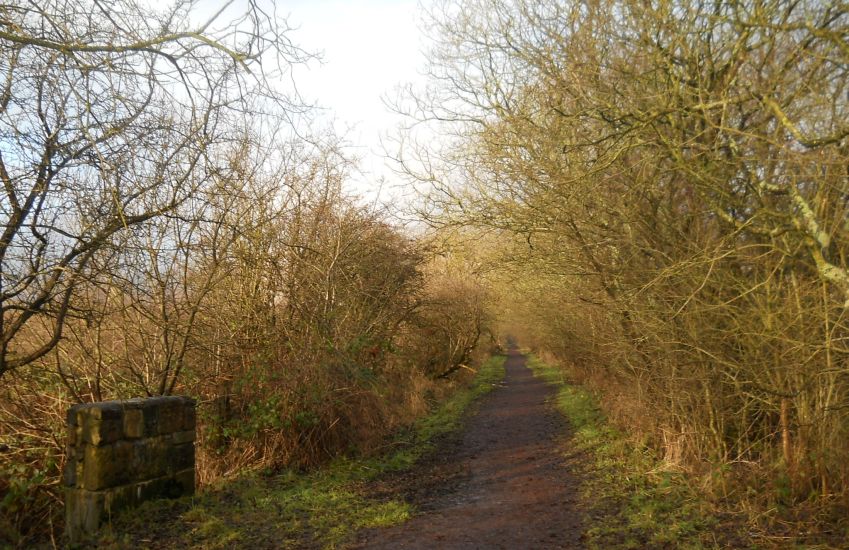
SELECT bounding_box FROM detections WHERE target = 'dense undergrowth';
[0,211,492,548]
[529,354,849,549]
[527,355,748,549]
[80,355,506,549]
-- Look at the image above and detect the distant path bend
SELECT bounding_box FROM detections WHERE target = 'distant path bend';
[354,349,585,549]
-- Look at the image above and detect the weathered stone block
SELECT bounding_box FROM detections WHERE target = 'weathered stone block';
[123,408,144,439]
[156,399,183,434]
[171,430,195,445]
[131,438,170,480]
[67,407,78,427]
[65,488,105,538]
[121,397,165,437]
[82,441,133,490]
[65,396,196,542]
[183,402,196,431]
[141,403,160,437]
[73,403,124,446]
[64,451,77,487]
[174,468,195,495]
[170,443,195,473]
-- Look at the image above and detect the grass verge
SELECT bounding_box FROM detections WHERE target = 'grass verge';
[88,355,506,550]
[526,355,747,549]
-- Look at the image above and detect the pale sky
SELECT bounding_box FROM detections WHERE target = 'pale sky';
[189,0,431,204]
[284,0,430,203]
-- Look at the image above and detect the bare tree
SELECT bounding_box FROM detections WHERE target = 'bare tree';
[0,0,310,379]
[402,0,849,511]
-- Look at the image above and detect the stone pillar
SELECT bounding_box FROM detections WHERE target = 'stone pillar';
[65,396,196,541]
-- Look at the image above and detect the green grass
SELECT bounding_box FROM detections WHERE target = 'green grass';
[92,355,507,549]
[526,355,742,550]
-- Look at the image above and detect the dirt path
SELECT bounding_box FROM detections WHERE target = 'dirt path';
[353,349,585,549]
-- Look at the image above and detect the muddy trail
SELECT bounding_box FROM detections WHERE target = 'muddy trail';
[353,350,585,549]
